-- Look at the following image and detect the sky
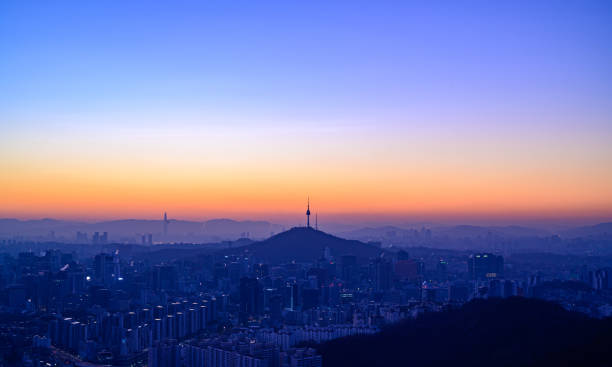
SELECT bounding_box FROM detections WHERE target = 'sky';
[1,1,611,224]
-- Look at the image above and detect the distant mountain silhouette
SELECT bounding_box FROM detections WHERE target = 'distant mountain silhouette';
[561,222,612,238]
[0,218,86,236]
[3,217,610,244]
[88,219,201,234]
[316,297,612,367]
[203,218,283,237]
[340,224,551,241]
[222,226,382,263]
[434,224,551,237]
[339,225,411,239]
[0,218,283,240]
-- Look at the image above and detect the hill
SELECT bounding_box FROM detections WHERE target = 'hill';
[222,227,382,263]
[317,297,612,367]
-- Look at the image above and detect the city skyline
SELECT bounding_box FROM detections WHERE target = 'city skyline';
[2,2,612,366]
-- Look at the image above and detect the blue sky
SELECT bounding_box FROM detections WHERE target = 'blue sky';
[1,1,611,221]
[2,1,610,126]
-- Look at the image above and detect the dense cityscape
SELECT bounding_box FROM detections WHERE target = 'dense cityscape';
[1,207,611,366]
[3,1,612,366]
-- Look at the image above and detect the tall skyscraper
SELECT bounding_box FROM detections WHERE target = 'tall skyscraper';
[163,212,169,236]
[94,253,116,285]
[371,257,393,291]
[240,277,262,324]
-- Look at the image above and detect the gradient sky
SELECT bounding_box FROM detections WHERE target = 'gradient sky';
[1,1,611,223]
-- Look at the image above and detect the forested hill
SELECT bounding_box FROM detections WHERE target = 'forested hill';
[317,297,612,367]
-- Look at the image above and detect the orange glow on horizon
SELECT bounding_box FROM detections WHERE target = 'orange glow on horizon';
[2,161,611,222]
[2,116,611,223]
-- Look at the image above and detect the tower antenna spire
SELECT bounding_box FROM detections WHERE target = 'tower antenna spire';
[306,197,311,228]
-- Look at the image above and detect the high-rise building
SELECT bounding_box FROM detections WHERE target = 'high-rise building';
[253,263,269,278]
[76,231,88,243]
[323,246,332,261]
[153,265,178,291]
[240,277,262,323]
[142,234,153,245]
[284,282,300,311]
[270,294,283,322]
[94,253,116,285]
[396,250,410,261]
[341,255,357,285]
[282,348,322,367]
[371,258,393,291]
[148,340,181,367]
[163,212,169,237]
[395,259,420,281]
[449,282,471,302]
[301,288,319,310]
[468,253,504,280]
[436,259,448,279]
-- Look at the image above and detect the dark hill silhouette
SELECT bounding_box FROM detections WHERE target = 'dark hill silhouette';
[222,226,382,263]
[316,297,612,367]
